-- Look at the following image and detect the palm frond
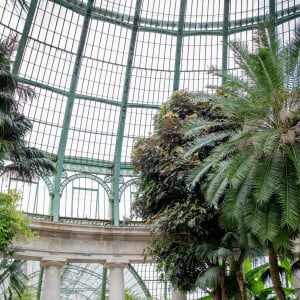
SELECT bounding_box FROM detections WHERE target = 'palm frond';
[0,70,16,93]
[205,161,229,205]
[254,129,281,155]
[182,119,227,138]
[220,175,251,227]
[251,201,281,244]
[0,92,18,114]
[227,149,256,189]
[284,143,300,184]
[278,154,300,230]
[14,83,36,102]
[253,149,282,204]
[196,267,221,290]
[184,132,231,157]
[207,247,233,263]
[273,228,294,256]
[186,161,214,187]
[9,0,29,13]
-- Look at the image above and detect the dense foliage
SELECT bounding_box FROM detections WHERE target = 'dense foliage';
[184,23,300,300]
[0,35,55,180]
[0,191,34,298]
[132,22,300,300]
[132,91,247,299]
[0,34,53,299]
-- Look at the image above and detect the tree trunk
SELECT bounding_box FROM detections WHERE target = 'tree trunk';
[220,261,229,300]
[236,269,247,300]
[210,286,221,300]
[268,246,286,300]
[210,291,221,300]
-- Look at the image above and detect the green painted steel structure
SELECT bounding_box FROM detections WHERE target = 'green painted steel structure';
[1,0,300,298]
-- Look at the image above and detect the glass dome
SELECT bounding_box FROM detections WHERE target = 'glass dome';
[0,0,299,299]
[1,0,299,224]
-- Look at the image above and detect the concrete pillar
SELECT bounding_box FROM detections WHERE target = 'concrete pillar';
[292,266,300,299]
[171,287,187,300]
[41,257,66,300]
[105,260,129,300]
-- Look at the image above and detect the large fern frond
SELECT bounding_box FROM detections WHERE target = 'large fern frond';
[278,154,300,230]
[226,149,256,189]
[252,149,282,204]
[184,132,230,157]
[205,160,229,205]
[182,119,229,138]
[251,201,281,244]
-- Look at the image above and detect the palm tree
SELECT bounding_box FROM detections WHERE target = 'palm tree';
[0,35,55,180]
[0,254,28,299]
[184,22,300,300]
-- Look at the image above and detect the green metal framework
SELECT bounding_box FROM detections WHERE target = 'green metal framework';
[0,0,299,298]
[0,0,298,225]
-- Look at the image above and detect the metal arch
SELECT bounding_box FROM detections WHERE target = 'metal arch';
[127,264,152,299]
[40,174,54,195]
[62,263,105,278]
[50,0,300,35]
[119,178,138,199]
[60,264,104,299]
[60,173,113,198]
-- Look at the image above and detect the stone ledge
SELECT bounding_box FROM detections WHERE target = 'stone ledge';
[13,220,151,264]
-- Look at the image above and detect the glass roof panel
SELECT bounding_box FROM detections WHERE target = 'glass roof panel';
[94,0,136,19]
[140,0,180,29]
[185,0,225,30]
[65,99,120,161]
[229,0,269,27]
[21,87,66,154]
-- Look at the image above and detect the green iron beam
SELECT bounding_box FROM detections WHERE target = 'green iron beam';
[49,0,300,36]
[101,267,107,300]
[112,0,142,226]
[36,267,44,300]
[269,0,276,22]
[12,0,38,75]
[52,0,94,221]
[127,264,152,299]
[222,0,230,84]
[173,0,187,91]
[17,77,160,109]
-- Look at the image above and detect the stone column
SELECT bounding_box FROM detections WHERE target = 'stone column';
[105,259,129,300]
[41,256,66,300]
[171,287,187,300]
[293,241,300,299]
[293,271,300,299]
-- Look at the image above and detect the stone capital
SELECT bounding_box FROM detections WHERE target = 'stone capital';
[41,256,67,268]
[104,258,129,269]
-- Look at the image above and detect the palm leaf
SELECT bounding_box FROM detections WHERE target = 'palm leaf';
[205,161,229,205]
[278,154,300,230]
[207,247,233,263]
[252,149,282,204]
[251,201,281,244]
[196,266,221,290]
[226,149,256,189]
[284,143,300,184]
[186,161,214,187]
[221,175,251,226]
[182,119,228,138]
[254,129,281,155]
[184,132,230,157]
